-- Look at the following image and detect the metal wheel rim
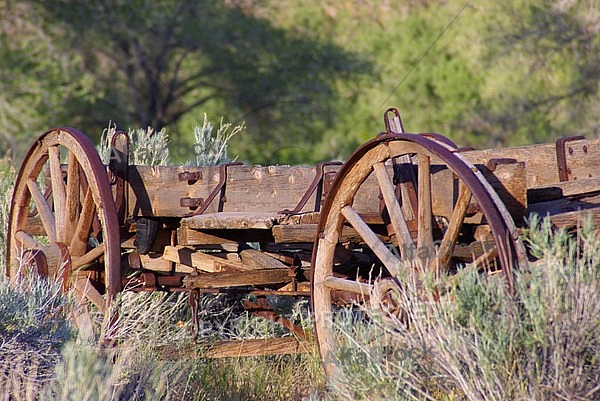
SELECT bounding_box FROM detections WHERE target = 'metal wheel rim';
[7,127,121,309]
[310,132,526,380]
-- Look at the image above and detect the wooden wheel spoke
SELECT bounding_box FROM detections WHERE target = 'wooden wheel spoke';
[395,156,418,221]
[26,178,56,242]
[439,182,472,270]
[341,205,401,277]
[417,154,433,272]
[15,230,44,250]
[73,275,106,314]
[321,276,372,295]
[49,146,67,242]
[72,244,105,270]
[65,151,81,244]
[69,188,96,257]
[373,162,414,262]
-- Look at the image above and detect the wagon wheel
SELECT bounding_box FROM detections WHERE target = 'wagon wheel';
[7,127,121,316]
[311,133,527,380]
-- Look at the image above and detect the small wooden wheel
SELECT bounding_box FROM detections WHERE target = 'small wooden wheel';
[7,128,121,313]
[311,133,527,379]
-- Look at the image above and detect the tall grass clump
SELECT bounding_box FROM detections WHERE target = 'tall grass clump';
[99,122,170,166]
[329,215,599,401]
[190,113,244,166]
[0,154,15,272]
[0,155,72,399]
[0,270,72,399]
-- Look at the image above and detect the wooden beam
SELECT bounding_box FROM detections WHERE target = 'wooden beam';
[163,245,247,272]
[239,248,289,269]
[528,177,600,203]
[159,337,314,359]
[182,268,309,289]
[176,226,239,250]
[272,223,386,244]
[182,212,282,230]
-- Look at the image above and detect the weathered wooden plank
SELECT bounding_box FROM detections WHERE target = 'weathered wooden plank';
[557,137,600,181]
[460,138,600,189]
[182,268,309,289]
[224,165,324,212]
[527,192,600,228]
[137,252,177,272]
[128,165,337,217]
[160,338,313,359]
[528,177,600,203]
[128,165,218,217]
[126,160,530,224]
[176,226,239,249]
[182,212,282,229]
[162,245,248,272]
[479,161,527,222]
[239,248,289,269]
[271,224,384,244]
[541,208,600,229]
[461,143,560,187]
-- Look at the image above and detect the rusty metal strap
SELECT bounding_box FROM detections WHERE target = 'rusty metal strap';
[280,161,343,215]
[556,136,585,182]
[384,107,405,134]
[182,162,243,217]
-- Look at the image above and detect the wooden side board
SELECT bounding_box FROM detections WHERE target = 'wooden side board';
[461,136,600,189]
[126,161,527,222]
[128,165,332,217]
[123,136,600,223]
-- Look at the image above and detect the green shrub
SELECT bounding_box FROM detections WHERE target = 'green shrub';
[0,154,15,275]
[98,123,170,166]
[190,114,244,166]
[330,216,600,401]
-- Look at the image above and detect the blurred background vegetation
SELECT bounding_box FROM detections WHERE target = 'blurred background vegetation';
[1,0,599,164]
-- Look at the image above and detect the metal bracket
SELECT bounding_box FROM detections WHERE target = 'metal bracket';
[486,158,517,172]
[178,171,203,184]
[383,107,405,134]
[280,161,343,214]
[181,162,243,216]
[556,136,585,181]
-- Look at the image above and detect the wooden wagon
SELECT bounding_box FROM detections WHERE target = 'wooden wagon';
[7,108,600,377]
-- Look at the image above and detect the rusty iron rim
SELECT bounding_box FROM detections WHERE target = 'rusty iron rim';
[7,127,121,306]
[310,132,525,376]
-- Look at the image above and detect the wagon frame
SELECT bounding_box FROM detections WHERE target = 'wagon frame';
[7,108,600,374]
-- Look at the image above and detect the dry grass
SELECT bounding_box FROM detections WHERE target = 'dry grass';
[328,215,599,401]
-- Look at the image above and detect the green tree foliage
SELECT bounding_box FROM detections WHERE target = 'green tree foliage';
[0,1,93,158]
[469,0,600,146]
[1,0,598,163]
[32,0,371,164]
